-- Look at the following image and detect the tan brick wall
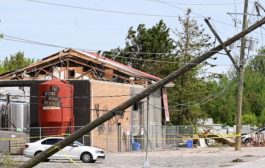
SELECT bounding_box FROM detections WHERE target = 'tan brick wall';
[90,80,144,152]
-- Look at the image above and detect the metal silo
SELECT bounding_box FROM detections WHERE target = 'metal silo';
[7,102,30,132]
[39,79,74,136]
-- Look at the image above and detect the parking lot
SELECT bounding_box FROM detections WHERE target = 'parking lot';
[2,147,265,168]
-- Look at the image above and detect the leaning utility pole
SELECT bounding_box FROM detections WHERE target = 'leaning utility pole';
[235,0,248,151]
[19,16,265,168]
[204,18,239,72]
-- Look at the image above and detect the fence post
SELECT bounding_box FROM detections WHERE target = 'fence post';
[117,123,121,152]
[39,127,41,140]
[106,126,109,151]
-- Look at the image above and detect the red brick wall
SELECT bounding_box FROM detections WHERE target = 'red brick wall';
[90,80,143,151]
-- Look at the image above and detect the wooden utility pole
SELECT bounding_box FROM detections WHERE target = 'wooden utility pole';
[235,0,248,151]
[19,16,265,168]
[204,18,239,72]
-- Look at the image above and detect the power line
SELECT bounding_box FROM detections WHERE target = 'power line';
[0,93,131,99]
[25,0,257,31]
[26,0,179,18]
[146,0,247,6]
[2,34,176,55]
[0,97,130,112]
[1,34,194,55]
[150,78,232,111]
[13,0,265,41]
[165,65,235,107]
[3,2,265,59]
[147,0,237,27]
[2,34,234,66]
[148,0,265,41]
[3,35,90,51]
[108,54,234,66]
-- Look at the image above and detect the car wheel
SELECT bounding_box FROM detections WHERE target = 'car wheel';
[81,152,93,163]
[34,151,50,162]
[34,151,42,156]
[244,138,252,144]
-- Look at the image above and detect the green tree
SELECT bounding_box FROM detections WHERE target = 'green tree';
[108,19,177,77]
[201,76,237,126]
[241,48,265,126]
[201,47,265,126]
[242,113,257,125]
[259,109,265,127]
[243,70,265,117]
[0,51,33,74]
[110,10,212,125]
[169,9,212,125]
[202,47,265,126]
[175,9,211,57]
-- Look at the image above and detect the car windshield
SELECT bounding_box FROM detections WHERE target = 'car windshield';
[73,141,84,146]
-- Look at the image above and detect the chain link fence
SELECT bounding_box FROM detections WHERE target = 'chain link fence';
[3,125,265,154]
[23,125,194,152]
[162,125,194,149]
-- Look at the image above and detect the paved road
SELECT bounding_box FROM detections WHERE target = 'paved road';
[2,147,265,168]
[230,157,265,168]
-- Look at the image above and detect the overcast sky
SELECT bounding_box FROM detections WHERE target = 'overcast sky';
[1,0,264,74]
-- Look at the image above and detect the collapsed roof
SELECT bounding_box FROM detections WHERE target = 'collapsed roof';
[0,48,163,85]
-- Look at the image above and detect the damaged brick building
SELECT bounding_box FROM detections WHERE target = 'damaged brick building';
[0,48,171,152]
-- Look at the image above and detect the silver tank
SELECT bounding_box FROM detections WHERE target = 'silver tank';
[0,101,8,128]
[8,102,30,132]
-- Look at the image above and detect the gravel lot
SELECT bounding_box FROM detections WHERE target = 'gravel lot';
[2,147,265,168]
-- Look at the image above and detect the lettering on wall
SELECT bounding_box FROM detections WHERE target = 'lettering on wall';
[42,86,61,110]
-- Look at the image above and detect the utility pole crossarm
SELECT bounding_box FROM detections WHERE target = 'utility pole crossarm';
[204,18,240,72]
[19,15,265,168]
[227,12,257,16]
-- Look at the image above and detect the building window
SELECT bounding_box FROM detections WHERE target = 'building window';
[133,102,139,111]
[68,69,75,78]
[132,102,144,135]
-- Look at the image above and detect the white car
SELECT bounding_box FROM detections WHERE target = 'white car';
[242,128,265,144]
[23,137,105,163]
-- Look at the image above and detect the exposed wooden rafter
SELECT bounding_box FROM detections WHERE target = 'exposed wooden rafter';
[0,48,160,85]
